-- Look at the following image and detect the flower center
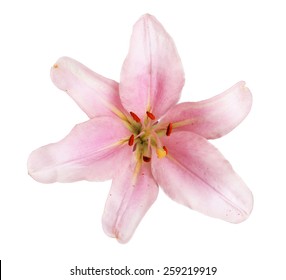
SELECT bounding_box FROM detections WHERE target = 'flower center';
[126,111,172,163]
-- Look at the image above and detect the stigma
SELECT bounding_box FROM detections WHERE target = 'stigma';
[156,147,167,159]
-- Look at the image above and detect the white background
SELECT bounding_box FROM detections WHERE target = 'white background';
[1,0,285,279]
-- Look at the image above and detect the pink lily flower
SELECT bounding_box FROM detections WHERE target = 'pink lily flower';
[28,14,253,243]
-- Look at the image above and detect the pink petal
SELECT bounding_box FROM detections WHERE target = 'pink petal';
[28,116,130,183]
[161,81,252,139]
[152,131,253,223]
[51,57,126,119]
[120,14,184,119]
[102,160,158,243]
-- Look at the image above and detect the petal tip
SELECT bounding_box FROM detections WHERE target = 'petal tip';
[50,58,69,92]
[139,13,155,21]
[116,233,130,244]
[101,221,131,244]
[229,190,254,224]
[27,147,57,184]
[50,56,70,70]
[237,80,252,98]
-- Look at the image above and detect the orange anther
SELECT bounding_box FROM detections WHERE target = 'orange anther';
[128,134,135,146]
[163,146,168,155]
[166,123,172,136]
[143,156,151,162]
[146,111,156,120]
[130,112,141,123]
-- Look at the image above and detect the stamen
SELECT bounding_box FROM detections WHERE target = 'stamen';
[130,112,141,123]
[146,111,156,120]
[143,156,151,162]
[163,146,168,155]
[166,123,172,136]
[128,134,135,146]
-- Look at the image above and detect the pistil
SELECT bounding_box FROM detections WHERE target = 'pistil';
[126,110,171,163]
[156,147,167,159]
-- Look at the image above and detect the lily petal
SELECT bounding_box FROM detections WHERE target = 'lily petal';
[51,57,126,119]
[152,131,253,223]
[28,116,130,183]
[161,81,252,139]
[120,14,184,119]
[102,161,158,243]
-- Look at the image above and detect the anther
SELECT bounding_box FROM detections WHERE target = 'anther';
[130,112,141,123]
[132,143,137,152]
[163,146,168,155]
[146,111,156,120]
[143,156,151,162]
[166,123,173,136]
[128,134,135,146]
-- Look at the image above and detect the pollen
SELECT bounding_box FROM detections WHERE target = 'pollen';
[156,147,167,159]
[53,64,58,68]
[130,111,141,123]
[146,111,156,120]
